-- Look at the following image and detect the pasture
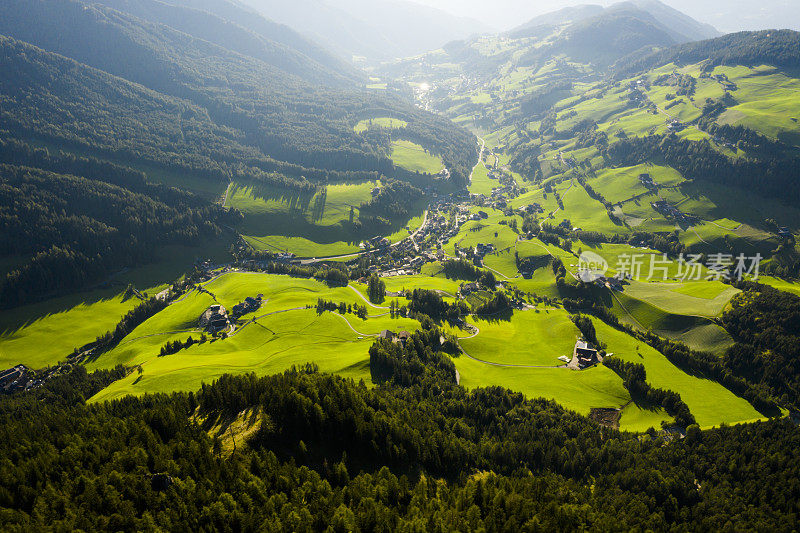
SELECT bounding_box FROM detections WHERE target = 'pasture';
[88,273,423,401]
[0,242,228,369]
[390,140,444,174]
[354,117,408,133]
[227,180,425,257]
[594,321,763,428]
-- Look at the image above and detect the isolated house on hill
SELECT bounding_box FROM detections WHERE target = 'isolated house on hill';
[574,341,600,369]
[199,305,229,333]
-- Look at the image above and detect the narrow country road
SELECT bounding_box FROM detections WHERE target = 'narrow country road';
[348,285,390,309]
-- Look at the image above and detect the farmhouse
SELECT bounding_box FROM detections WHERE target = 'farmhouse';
[519,203,543,215]
[199,305,229,333]
[231,296,262,319]
[275,252,296,263]
[574,341,600,369]
[461,282,479,295]
[474,243,495,257]
[378,330,395,341]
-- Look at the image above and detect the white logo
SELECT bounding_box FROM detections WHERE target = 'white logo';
[578,251,608,282]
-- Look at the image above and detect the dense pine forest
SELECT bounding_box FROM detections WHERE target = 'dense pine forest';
[0,333,798,531]
[0,0,477,306]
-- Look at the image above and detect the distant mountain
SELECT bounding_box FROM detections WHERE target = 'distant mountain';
[508,4,604,37]
[0,0,478,302]
[623,0,721,41]
[557,6,678,65]
[0,0,475,179]
[92,0,362,86]
[511,1,719,44]
[239,0,490,62]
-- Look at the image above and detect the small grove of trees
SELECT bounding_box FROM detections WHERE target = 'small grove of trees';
[475,291,512,318]
[316,299,367,319]
[441,259,497,289]
[367,275,386,304]
[159,335,207,357]
[408,289,468,324]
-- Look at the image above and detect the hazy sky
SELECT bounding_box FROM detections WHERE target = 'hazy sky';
[406,0,800,32]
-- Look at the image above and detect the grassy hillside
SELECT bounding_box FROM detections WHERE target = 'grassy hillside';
[87,272,422,400]
[390,140,445,174]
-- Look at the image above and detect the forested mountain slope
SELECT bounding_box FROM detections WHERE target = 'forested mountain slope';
[0,0,475,178]
[616,29,800,74]
[92,0,362,87]
[0,0,477,304]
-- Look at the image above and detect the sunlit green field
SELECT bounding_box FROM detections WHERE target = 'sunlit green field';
[227,180,425,257]
[469,161,495,196]
[610,292,735,354]
[590,164,685,204]
[88,273,423,402]
[0,242,230,369]
[594,322,764,428]
[454,356,637,422]
[390,140,444,173]
[715,65,800,146]
[460,308,580,366]
[18,266,764,433]
[354,117,408,133]
[445,207,522,256]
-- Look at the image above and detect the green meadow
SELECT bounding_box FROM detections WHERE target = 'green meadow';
[594,321,764,428]
[445,207,522,257]
[227,180,425,257]
[460,308,580,366]
[88,273,423,401]
[390,140,444,173]
[354,117,408,133]
[590,164,684,204]
[0,242,230,369]
[454,357,636,423]
[610,292,735,354]
[623,281,739,318]
[9,254,764,434]
[469,161,495,196]
[715,65,800,146]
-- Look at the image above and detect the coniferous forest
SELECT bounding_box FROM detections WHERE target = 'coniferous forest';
[0,333,798,531]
